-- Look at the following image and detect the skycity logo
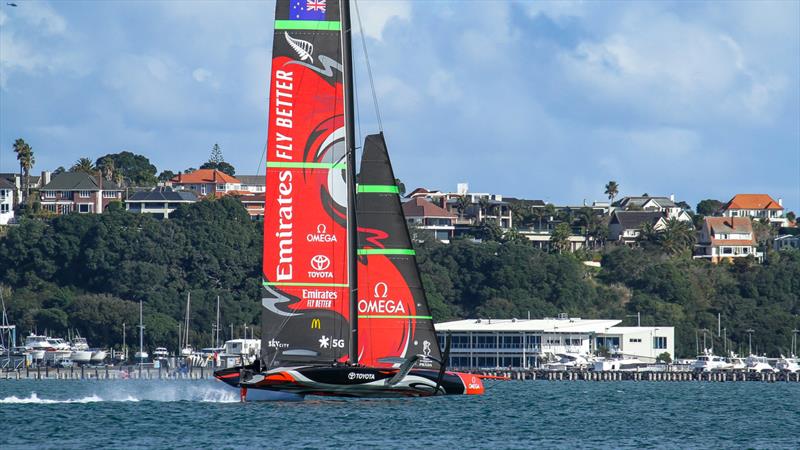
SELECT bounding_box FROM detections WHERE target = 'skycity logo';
[267,339,288,349]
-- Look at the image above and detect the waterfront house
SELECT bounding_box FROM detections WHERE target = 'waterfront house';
[720,194,785,226]
[613,195,691,221]
[608,211,667,244]
[410,183,513,230]
[125,187,198,218]
[237,175,266,194]
[402,197,456,243]
[773,234,800,251]
[435,316,674,369]
[169,169,242,198]
[40,172,123,214]
[694,216,761,263]
[0,177,15,225]
[238,193,265,219]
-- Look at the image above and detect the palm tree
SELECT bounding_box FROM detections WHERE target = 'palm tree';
[97,156,116,181]
[71,157,96,174]
[13,138,35,205]
[550,223,571,254]
[659,218,696,255]
[455,195,471,221]
[605,180,619,204]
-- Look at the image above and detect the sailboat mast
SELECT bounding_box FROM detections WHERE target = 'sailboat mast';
[340,0,359,365]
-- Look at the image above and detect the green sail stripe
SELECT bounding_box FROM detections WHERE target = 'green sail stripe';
[357,185,400,194]
[274,20,341,31]
[360,315,433,320]
[266,161,346,169]
[357,248,416,256]
[263,281,348,288]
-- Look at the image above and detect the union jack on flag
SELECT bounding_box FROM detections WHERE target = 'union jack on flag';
[306,0,326,12]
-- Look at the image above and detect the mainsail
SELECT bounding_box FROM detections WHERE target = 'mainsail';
[261,0,351,366]
[356,133,442,370]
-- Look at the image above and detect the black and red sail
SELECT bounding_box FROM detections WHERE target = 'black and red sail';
[261,0,350,366]
[356,133,442,370]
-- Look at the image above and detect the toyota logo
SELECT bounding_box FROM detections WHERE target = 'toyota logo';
[374,282,388,298]
[348,372,356,380]
[310,255,331,271]
[317,224,327,234]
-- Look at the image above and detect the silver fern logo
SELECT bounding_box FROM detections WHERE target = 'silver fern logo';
[285,32,314,63]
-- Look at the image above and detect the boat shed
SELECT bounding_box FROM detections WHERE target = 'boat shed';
[434,316,674,369]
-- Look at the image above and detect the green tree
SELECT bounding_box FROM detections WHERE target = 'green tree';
[696,199,723,216]
[71,157,97,174]
[659,218,696,256]
[158,170,176,183]
[455,195,471,220]
[94,151,158,186]
[394,178,406,197]
[786,211,796,223]
[550,223,571,253]
[96,156,116,181]
[604,180,619,204]
[13,138,35,205]
[200,143,236,176]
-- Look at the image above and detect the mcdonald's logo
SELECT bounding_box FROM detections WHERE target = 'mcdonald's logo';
[311,318,321,329]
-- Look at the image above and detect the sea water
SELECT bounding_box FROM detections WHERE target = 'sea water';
[0,379,798,449]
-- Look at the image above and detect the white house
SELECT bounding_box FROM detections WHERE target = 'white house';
[720,194,785,226]
[0,177,15,225]
[608,211,667,244]
[774,234,800,251]
[695,216,761,263]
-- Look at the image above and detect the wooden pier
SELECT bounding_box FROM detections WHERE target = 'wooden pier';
[470,369,800,383]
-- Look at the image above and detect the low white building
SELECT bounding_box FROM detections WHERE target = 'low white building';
[0,177,15,225]
[435,316,674,369]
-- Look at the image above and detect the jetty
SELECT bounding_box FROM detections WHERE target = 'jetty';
[470,369,800,383]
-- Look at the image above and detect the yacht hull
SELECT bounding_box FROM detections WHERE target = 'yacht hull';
[214,365,485,400]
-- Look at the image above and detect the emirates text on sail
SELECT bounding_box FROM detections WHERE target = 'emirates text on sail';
[273,70,295,282]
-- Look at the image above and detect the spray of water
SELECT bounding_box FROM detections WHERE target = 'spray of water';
[0,381,239,404]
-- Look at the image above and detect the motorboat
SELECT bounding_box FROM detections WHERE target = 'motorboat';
[90,349,108,364]
[153,347,169,359]
[70,337,93,364]
[775,355,799,373]
[745,354,777,373]
[725,352,746,370]
[24,334,52,361]
[593,357,650,372]
[542,353,594,371]
[692,349,730,372]
[134,350,149,362]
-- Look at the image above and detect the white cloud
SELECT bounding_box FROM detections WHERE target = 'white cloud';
[524,0,586,22]
[558,9,787,122]
[17,1,67,35]
[354,0,410,40]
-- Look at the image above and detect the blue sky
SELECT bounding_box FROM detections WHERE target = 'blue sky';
[1,1,798,212]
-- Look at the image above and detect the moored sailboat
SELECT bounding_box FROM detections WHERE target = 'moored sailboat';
[215,0,500,400]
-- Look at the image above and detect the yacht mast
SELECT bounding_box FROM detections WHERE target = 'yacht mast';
[340,0,358,366]
[215,295,220,348]
[138,300,144,367]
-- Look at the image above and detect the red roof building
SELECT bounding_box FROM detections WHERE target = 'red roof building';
[402,197,456,243]
[169,169,242,198]
[721,194,786,226]
[695,216,761,263]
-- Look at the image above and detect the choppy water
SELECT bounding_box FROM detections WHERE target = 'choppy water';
[1,379,798,449]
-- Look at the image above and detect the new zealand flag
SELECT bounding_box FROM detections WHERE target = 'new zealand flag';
[291,0,326,21]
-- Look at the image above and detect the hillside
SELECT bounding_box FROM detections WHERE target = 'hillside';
[1,197,797,357]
